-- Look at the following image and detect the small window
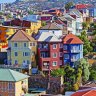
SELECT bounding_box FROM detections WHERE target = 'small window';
[53,53,57,58]
[14,52,18,56]
[52,61,57,66]
[27,60,30,64]
[14,60,18,64]
[8,82,13,90]
[53,44,57,49]
[59,52,63,57]
[25,52,29,56]
[32,52,35,56]
[14,43,17,47]
[60,44,63,48]
[64,45,67,50]
[64,54,69,59]
[24,43,26,47]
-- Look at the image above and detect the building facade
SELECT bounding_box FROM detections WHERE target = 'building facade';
[37,32,63,71]
[0,69,29,96]
[62,33,83,66]
[7,30,37,68]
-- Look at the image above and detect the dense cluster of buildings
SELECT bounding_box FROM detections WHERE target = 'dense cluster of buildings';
[0,2,96,96]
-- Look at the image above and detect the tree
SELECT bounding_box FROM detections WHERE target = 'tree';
[74,58,90,83]
[78,31,93,56]
[82,22,88,30]
[51,68,65,77]
[65,2,74,10]
[64,65,76,91]
[89,63,96,81]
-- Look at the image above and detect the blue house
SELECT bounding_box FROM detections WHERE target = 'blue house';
[62,33,83,67]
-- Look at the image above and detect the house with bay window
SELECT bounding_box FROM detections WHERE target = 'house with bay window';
[7,30,37,68]
[37,32,63,71]
[62,33,83,67]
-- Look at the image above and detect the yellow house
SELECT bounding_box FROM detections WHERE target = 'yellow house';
[7,30,37,68]
[0,25,30,51]
[0,68,29,96]
[23,15,42,34]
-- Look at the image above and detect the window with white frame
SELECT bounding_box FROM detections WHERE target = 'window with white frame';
[53,53,57,58]
[24,43,27,47]
[14,52,18,56]
[14,43,17,47]
[64,45,67,50]
[59,52,63,57]
[64,54,69,59]
[52,61,57,66]
[30,42,35,46]
[60,44,63,48]
[53,44,57,49]
[32,51,35,56]
[14,60,18,64]
[27,60,30,64]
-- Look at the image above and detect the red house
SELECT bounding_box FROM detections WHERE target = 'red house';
[37,32,63,72]
[41,14,53,22]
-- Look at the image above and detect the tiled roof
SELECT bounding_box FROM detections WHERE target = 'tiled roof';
[8,30,36,42]
[37,32,61,42]
[63,33,83,44]
[71,91,89,96]
[76,4,92,9]
[0,69,29,82]
[40,22,62,30]
[71,90,96,96]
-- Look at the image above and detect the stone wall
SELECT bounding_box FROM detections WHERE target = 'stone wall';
[28,75,64,94]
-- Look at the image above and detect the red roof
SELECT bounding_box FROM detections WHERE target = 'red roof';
[55,19,67,27]
[71,90,96,96]
[71,91,89,96]
[76,4,92,9]
[63,33,83,44]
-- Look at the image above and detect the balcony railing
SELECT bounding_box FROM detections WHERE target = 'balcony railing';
[71,58,77,62]
[71,49,81,53]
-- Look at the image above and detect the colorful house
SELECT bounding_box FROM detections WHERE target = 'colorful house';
[62,33,83,66]
[39,22,66,38]
[37,32,63,71]
[69,9,83,35]
[23,15,42,33]
[0,68,29,96]
[0,25,27,52]
[7,30,37,68]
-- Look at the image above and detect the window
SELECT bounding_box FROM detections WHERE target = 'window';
[52,61,57,66]
[27,60,30,64]
[59,52,63,57]
[8,82,13,90]
[24,43,26,47]
[14,43,17,47]
[53,53,57,58]
[30,42,35,46]
[64,54,69,59]
[53,44,57,49]
[14,60,18,64]
[60,44,63,48]
[64,45,67,50]
[25,52,29,56]
[32,52,35,56]
[14,52,18,56]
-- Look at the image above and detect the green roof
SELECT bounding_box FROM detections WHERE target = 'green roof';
[0,69,29,82]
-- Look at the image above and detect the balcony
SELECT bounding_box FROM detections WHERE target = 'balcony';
[71,49,81,53]
[40,57,50,61]
[71,58,77,62]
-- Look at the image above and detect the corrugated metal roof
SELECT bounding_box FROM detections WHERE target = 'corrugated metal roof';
[0,69,29,82]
